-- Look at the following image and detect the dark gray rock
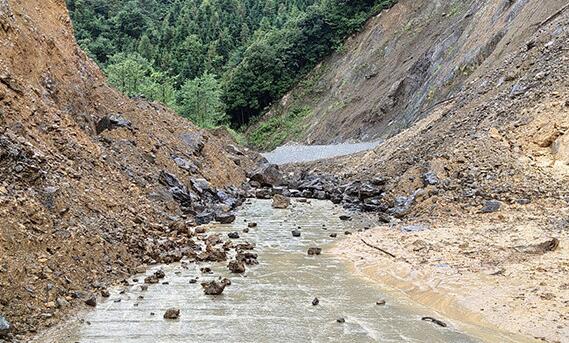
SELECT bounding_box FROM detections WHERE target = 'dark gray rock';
[249,163,282,186]
[481,200,501,213]
[85,295,97,307]
[181,132,205,154]
[291,229,301,237]
[216,213,236,224]
[196,212,215,225]
[174,157,198,173]
[312,297,319,306]
[227,231,240,239]
[255,188,272,199]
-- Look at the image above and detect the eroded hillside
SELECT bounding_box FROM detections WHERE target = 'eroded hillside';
[0,0,253,338]
[274,1,569,341]
[253,0,568,148]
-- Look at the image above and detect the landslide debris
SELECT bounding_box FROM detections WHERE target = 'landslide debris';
[0,0,254,339]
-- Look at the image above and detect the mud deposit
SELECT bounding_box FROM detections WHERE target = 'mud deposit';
[38,200,479,343]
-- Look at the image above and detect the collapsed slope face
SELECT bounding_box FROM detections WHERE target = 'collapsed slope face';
[0,0,249,337]
[261,0,568,145]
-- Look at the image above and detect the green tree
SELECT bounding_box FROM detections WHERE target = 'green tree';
[177,73,226,128]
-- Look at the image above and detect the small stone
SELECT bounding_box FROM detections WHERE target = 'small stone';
[339,215,352,221]
[243,228,250,233]
[307,247,322,256]
[330,233,337,238]
[480,200,501,213]
[228,232,240,239]
[228,260,246,273]
[0,315,11,337]
[140,285,148,291]
[101,289,110,298]
[376,300,386,306]
[248,222,258,228]
[163,308,180,320]
[336,318,345,323]
[312,297,319,306]
[85,295,97,307]
[344,231,352,235]
[144,276,159,284]
[56,297,70,309]
[154,270,166,279]
[292,229,301,237]
[189,278,198,284]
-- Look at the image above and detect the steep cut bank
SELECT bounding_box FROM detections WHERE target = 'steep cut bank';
[0,0,253,339]
[270,1,569,341]
[251,0,568,148]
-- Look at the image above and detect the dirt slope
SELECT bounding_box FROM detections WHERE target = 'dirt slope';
[280,1,569,341]
[258,0,568,145]
[0,0,251,339]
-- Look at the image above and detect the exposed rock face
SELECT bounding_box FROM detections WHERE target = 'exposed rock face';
[272,194,291,209]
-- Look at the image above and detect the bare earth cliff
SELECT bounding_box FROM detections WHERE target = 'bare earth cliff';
[0,0,252,339]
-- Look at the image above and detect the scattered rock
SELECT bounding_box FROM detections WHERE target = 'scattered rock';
[163,308,180,320]
[189,278,198,284]
[329,233,337,238]
[480,200,501,213]
[101,289,110,298]
[312,297,320,306]
[56,297,70,308]
[376,300,386,306]
[85,295,97,307]
[0,315,11,337]
[201,280,229,295]
[216,212,236,224]
[228,260,246,273]
[422,171,439,186]
[291,229,301,237]
[421,316,447,328]
[227,231,240,239]
[336,318,345,323]
[307,247,322,256]
[144,276,159,284]
[272,194,291,209]
[248,222,258,228]
[339,215,352,221]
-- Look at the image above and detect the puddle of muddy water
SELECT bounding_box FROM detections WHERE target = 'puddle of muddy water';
[43,199,480,343]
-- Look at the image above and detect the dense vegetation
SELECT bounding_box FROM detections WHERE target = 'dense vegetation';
[67,0,394,130]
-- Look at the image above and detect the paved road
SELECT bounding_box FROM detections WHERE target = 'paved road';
[262,140,382,165]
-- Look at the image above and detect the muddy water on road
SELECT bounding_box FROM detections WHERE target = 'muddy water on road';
[48,200,479,343]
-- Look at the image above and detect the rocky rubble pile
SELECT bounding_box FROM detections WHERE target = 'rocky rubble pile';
[0,0,254,339]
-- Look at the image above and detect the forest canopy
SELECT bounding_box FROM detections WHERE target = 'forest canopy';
[67,0,395,127]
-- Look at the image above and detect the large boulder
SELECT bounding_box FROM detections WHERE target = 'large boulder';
[249,163,282,187]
